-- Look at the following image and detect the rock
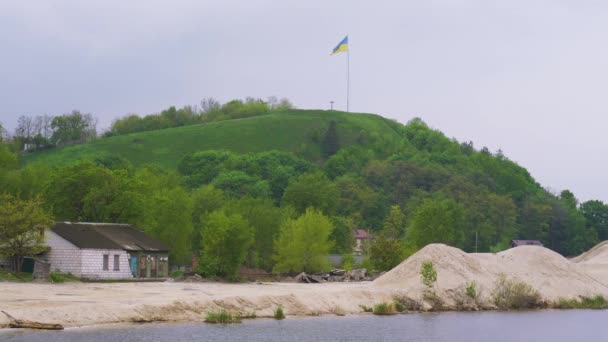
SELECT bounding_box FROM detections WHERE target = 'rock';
[346,268,367,281]
[308,274,325,283]
[294,272,311,283]
[330,269,346,276]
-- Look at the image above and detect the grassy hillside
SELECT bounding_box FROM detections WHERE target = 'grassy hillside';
[22,110,402,168]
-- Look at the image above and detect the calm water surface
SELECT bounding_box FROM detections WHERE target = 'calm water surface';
[2,310,607,342]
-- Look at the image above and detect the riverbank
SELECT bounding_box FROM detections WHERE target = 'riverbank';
[3,243,608,329]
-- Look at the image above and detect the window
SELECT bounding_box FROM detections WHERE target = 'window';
[114,255,120,271]
[103,255,109,270]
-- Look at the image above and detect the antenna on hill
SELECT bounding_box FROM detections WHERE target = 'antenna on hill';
[330,101,334,110]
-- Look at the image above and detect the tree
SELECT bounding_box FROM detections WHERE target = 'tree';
[50,110,97,146]
[580,200,608,241]
[369,234,403,272]
[273,208,334,273]
[406,197,465,249]
[331,216,356,254]
[199,210,253,279]
[322,120,340,157]
[281,172,338,215]
[382,205,406,239]
[0,194,53,272]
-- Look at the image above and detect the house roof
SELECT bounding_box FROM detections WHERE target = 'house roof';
[51,222,169,252]
[511,240,543,247]
[354,229,372,239]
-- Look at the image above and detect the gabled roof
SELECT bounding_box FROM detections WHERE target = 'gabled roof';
[511,240,543,247]
[354,229,372,239]
[51,222,169,252]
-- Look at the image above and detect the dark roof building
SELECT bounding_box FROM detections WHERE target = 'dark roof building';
[511,240,543,248]
[46,222,169,279]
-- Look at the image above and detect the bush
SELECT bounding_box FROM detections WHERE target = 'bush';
[274,306,285,320]
[205,311,241,324]
[341,253,356,271]
[555,295,608,309]
[420,261,437,288]
[372,302,398,315]
[465,281,478,299]
[170,270,184,279]
[492,274,543,309]
[49,272,79,283]
[359,305,373,313]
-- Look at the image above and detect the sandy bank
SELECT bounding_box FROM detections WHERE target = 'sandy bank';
[0,282,394,328]
[3,242,608,328]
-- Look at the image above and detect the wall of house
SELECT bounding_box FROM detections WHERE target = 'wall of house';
[46,230,83,276]
[80,249,132,279]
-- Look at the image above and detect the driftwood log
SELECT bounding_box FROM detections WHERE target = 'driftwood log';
[2,310,63,330]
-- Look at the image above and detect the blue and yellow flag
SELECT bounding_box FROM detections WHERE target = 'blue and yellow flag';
[332,36,348,55]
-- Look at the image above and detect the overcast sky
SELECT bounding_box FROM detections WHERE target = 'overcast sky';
[1,1,607,202]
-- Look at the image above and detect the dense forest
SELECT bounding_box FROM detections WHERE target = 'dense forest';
[2,98,608,277]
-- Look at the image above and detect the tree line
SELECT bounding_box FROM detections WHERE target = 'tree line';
[2,113,608,278]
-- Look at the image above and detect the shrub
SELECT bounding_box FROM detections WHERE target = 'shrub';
[423,290,445,311]
[420,261,437,288]
[49,272,78,283]
[274,306,285,320]
[555,295,608,309]
[170,270,184,279]
[341,253,356,272]
[465,281,478,299]
[492,274,543,309]
[372,302,398,315]
[205,311,241,324]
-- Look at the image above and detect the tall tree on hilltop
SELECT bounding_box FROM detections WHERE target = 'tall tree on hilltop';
[322,120,340,157]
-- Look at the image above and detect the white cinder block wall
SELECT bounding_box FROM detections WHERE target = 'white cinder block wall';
[80,249,132,279]
[46,230,133,279]
[46,230,83,276]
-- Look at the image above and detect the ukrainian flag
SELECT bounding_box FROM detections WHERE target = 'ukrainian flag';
[332,36,348,55]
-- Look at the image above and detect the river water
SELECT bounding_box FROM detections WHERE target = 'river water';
[2,310,607,342]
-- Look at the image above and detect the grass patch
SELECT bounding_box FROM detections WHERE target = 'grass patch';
[555,295,608,309]
[204,311,242,324]
[372,302,398,315]
[274,306,285,320]
[170,270,184,279]
[49,272,79,283]
[23,110,402,168]
[0,270,33,281]
[492,274,543,309]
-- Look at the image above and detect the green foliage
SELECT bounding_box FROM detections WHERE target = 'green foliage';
[49,272,79,283]
[205,311,242,324]
[369,235,403,272]
[0,270,33,282]
[26,110,398,168]
[282,172,338,215]
[555,295,608,309]
[199,210,253,279]
[359,305,373,312]
[273,208,334,273]
[0,194,53,272]
[330,216,355,254]
[372,302,398,315]
[50,110,97,146]
[341,253,356,271]
[406,197,465,249]
[492,274,543,309]
[382,205,406,239]
[322,120,340,157]
[420,261,438,288]
[170,270,184,279]
[465,281,478,299]
[274,306,285,320]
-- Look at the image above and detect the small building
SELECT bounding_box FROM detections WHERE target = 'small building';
[354,229,373,255]
[46,222,169,279]
[511,240,543,248]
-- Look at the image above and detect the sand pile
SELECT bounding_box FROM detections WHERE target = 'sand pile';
[374,243,608,301]
[571,241,608,286]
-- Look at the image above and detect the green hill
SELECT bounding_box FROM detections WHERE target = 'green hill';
[22,110,402,168]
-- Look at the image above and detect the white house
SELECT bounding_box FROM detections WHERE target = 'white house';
[45,222,169,279]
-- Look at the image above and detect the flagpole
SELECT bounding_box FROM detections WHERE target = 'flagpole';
[347,42,350,112]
